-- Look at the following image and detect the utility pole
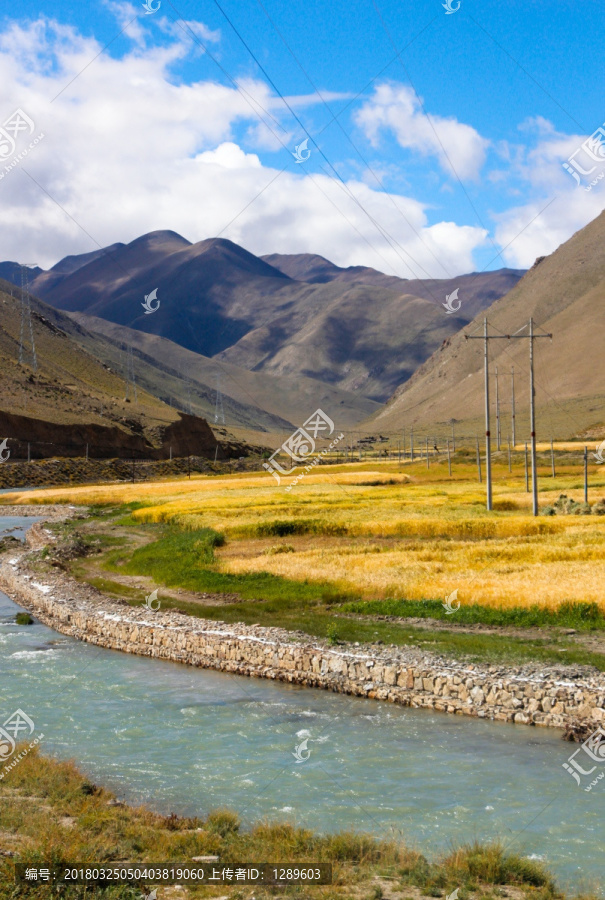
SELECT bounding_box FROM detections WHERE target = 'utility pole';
[476,436,482,483]
[425,437,429,468]
[124,344,137,403]
[447,439,451,476]
[507,436,511,473]
[466,319,493,510]
[495,366,501,451]
[19,264,38,372]
[584,446,588,504]
[214,372,225,425]
[511,366,516,448]
[484,320,492,509]
[451,422,456,453]
[528,318,540,515]
[410,427,414,462]
[466,317,551,515]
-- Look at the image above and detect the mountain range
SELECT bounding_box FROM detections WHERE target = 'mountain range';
[1,232,523,404]
[2,210,604,446]
[371,208,605,441]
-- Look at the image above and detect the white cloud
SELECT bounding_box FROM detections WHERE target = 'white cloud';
[492,119,605,267]
[0,17,490,278]
[196,142,261,168]
[354,83,489,181]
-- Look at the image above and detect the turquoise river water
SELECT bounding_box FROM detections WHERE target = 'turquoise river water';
[0,517,603,893]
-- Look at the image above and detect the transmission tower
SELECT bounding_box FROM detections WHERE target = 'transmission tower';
[19,264,38,372]
[123,343,138,403]
[213,371,225,424]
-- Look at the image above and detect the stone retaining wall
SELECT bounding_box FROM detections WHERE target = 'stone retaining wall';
[1,544,604,733]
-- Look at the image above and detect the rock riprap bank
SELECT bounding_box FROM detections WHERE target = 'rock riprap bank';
[1,515,604,733]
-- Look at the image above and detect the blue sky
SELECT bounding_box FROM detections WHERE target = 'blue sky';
[1,0,604,276]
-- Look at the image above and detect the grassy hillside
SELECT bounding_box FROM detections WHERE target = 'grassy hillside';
[0,280,173,434]
[369,210,605,439]
[0,282,250,459]
[69,312,380,435]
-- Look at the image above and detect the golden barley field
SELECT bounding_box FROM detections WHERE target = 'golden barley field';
[10,458,605,610]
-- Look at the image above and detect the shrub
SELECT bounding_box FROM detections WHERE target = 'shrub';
[206,809,241,836]
[15,612,34,625]
[255,519,347,537]
[326,623,339,645]
[492,499,520,511]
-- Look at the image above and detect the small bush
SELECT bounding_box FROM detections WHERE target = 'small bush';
[80,781,99,795]
[15,612,34,625]
[255,519,347,537]
[206,809,241,836]
[444,842,553,888]
[574,503,592,515]
[356,478,400,486]
[326,623,339,645]
[492,499,520,511]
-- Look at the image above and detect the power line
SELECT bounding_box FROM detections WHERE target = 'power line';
[370,0,501,260]
[210,0,452,287]
[254,0,452,281]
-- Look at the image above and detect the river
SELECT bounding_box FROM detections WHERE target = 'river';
[0,516,602,894]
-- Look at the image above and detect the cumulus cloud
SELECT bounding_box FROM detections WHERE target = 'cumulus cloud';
[492,118,605,267]
[354,83,489,181]
[0,16,490,277]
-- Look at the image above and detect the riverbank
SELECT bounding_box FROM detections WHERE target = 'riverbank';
[0,749,578,900]
[1,510,604,735]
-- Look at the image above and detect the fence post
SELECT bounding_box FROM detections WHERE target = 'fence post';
[551,438,555,478]
[525,442,529,492]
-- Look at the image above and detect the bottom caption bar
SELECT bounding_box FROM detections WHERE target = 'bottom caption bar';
[15,863,333,885]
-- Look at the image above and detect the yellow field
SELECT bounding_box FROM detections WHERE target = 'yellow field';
[9,460,605,610]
